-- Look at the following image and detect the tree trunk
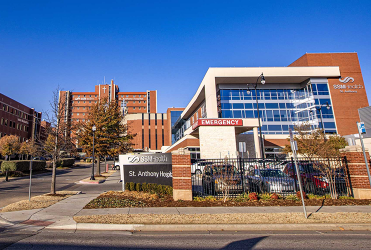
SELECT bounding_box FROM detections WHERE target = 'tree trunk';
[51,156,56,194]
[5,155,10,182]
[96,156,101,176]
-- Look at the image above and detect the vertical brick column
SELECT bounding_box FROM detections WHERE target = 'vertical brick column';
[172,149,192,201]
[340,146,371,199]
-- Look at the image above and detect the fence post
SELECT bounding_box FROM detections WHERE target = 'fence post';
[340,146,371,199]
[239,156,245,193]
[172,149,192,201]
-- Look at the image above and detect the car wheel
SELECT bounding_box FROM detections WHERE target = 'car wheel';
[115,165,120,170]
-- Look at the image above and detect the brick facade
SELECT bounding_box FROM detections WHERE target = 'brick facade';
[289,53,369,135]
[172,150,192,201]
[340,146,371,199]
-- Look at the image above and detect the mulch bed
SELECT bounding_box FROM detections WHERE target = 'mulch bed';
[84,192,371,209]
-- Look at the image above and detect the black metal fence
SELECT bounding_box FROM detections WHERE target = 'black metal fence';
[191,157,351,198]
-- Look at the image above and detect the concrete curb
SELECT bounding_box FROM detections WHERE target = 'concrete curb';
[51,223,371,231]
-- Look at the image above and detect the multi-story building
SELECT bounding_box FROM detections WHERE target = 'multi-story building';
[59,80,157,124]
[59,80,158,149]
[165,52,369,159]
[0,93,42,142]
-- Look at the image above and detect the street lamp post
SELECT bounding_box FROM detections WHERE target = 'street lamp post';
[311,102,330,141]
[91,125,96,180]
[247,73,266,159]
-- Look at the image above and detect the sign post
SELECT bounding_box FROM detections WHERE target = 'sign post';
[357,122,371,188]
[289,128,307,219]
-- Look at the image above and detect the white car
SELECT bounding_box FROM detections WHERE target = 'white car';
[191,161,213,174]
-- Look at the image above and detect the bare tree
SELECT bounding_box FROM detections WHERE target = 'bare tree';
[44,87,75,194]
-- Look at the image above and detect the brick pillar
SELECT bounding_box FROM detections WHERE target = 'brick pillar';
[172,149,192,201]
[340,145,371,199]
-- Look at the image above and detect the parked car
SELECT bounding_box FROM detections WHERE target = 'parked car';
[33,156,46,161]
[246,169,296,194]
[282,162,329,194]
[202,164,243,195]
[191,161,213,174]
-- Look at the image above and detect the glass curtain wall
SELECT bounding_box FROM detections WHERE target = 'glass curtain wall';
[218,80,336,134]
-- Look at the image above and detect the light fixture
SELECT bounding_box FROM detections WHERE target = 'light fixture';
[92,125,96,132]
[326,102,330,110]
[246,84,251,95]
[261,74,266,84]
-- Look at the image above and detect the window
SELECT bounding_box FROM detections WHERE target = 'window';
[89,101,91,103]
[139,95,141,97]
[84,95,86,97]
[133,95,136,97]
[133,107,136,110]
[144,101,146,104]
[139,101,141,103]
[89,95,91,97]
[139,107,141,110]
[77,113,79,116]
[144,107,146,109]
[126,95,128,97]
[133,101,136,104]
[144,95,146,97]
[83,113,85,116]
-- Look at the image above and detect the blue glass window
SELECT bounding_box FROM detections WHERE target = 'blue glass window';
[279,103,286,109]
[266,110,273,121]
[245,110,254,118]
[232,103,244,109]
[268,125,282,131]
[277,90,285,100]
[266,103,279,109]
[317,84,328,91]
[244,103,253,109]
[233,110,243,118]
[324,122,336,129]
[264,90,271,100]
[280,110,288,121]
[271,90,278,100]
[222,110,232,118]
[231,90,241,100]
[221,103,231,109]
[273,110,280,121]
[282,125,289,131]
[253,103,265,109]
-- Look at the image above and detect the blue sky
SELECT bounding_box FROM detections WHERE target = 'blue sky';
[1,0,371,114]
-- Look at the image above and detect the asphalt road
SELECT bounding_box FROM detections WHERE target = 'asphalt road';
[1,230,371,249]
[0,162,116,208]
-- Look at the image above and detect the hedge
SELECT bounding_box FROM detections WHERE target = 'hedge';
[56,158,75,167]
[1,160,46,172]
[124,182,173,196]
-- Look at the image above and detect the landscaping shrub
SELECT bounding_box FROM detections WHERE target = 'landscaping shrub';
[296,190,307,199]
[235,193,249,202]
[124,182,172,195]
[1,160,46,173]
[129,182,135,191]
[141,183,148,192]
[339,196,354,199]
[271,193,279,200]
[56,158,75,168]
[248,192,258,201]
[86,158,92,163]
[135,183,141,192]
[259,193,272,201]
[285,194,299,201]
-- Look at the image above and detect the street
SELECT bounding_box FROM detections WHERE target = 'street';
[1,230,371,249]
[0,162,116,208]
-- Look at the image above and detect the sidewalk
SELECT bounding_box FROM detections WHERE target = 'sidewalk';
[1,171,371,232]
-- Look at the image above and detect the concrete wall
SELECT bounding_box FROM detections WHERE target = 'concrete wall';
[199,126,237,159]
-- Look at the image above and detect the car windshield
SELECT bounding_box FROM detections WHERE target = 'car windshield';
[260,170,288,178]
